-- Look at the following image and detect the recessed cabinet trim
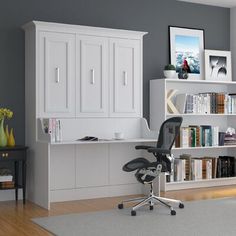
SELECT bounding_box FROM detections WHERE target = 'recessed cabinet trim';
[76,35,109,117]
[38,31,76,118]
[109,38,141,117]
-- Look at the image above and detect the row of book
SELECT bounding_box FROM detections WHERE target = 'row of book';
[175,125,219,148]
[0,181,15,189]
[167,155,236,183]
[0,168,13,182]
[175,92,236,114]
[43,118,62,142]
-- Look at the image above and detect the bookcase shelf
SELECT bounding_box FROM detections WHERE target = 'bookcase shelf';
[150,78,236,192]
[167,113,236,117]
[173,145,236,151]
[165,177,236,191]
[165,78,236,85]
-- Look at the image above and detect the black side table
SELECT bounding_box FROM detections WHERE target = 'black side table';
[0,146,28,204]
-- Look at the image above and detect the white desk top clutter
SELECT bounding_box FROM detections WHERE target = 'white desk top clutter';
[24,21,157,209]
[38,117,157,145]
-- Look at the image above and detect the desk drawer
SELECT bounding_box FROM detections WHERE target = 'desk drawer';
[0,150,24,161]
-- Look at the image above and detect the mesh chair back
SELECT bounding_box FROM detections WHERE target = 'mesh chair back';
[156,117,183,150]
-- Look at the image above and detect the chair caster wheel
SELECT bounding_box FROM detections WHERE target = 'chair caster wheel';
[131,210,136,216]
[179,203,184,209]
[118,203,124,209]
[149,205,154,210]
[171,210,176,215]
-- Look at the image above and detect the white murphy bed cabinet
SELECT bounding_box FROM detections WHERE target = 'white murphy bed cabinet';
[150,78,236,192]
[23,21,157,209]
[35,22,142,118]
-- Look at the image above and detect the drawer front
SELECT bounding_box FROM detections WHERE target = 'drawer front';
[0,150,25,161]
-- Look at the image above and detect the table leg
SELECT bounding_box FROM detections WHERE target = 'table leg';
[14,161,18,202]
[22,160,26,204]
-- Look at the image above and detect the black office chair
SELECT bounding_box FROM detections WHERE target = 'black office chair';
[118,117,184,216]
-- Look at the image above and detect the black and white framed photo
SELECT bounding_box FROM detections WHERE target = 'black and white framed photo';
[204,50,232,81]
[169,26,205,80]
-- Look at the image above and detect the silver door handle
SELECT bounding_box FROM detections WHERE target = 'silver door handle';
[91,69,95,84]
[123,71,128,86]
[56,67,60,83]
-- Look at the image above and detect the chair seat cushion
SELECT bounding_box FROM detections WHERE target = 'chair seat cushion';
[122,158,151,172]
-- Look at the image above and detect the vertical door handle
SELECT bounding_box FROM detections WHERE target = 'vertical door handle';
[123,71,128,86]
[56,67,60,83]
[91,69,95,84]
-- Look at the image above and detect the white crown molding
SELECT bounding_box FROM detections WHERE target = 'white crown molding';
[177,0,236,8]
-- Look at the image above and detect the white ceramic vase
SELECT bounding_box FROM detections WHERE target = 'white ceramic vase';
[163,70,176,78]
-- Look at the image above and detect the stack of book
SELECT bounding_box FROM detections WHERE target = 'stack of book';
[0,181,14,188]
[173,159,186,182]
[217,156,235,178]
[0,168,14,188]
[166,155,221,183]
[42,118,62,142]
[202,158,213,179]
[176,125,219,148]
[0,168,13,181]
[175,92,236,114]
[224,133,236,146]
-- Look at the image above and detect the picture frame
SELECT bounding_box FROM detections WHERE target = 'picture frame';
[204,49,232,82]
[169,26,205,80]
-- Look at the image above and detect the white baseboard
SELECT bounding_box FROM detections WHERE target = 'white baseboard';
[50,184,143,203]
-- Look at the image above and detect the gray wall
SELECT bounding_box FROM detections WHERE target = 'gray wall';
[0,0,229,144]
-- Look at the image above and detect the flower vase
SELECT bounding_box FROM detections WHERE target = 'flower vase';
[0,119,7,147]
[8,128,15,147]
[5,125,9,141]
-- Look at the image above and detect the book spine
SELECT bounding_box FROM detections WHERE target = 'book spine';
[51,118,56,143]
[180,127,189,148]
[59,120,62,142]
[48,119,52,135]
[55,119,62,142]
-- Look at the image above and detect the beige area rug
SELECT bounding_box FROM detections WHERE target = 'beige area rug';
[32,198,236,236]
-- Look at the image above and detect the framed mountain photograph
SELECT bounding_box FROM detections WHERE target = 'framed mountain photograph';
[169,26,205,80]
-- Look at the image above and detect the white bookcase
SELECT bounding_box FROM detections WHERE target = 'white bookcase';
[150,78,236,191]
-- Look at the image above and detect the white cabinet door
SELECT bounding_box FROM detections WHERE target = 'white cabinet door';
[50,145,76,190]
[109,144,142,185]
[76,35,108,117]
[76,145,109,187]
[39,31,76,117]
[110,39,141,117]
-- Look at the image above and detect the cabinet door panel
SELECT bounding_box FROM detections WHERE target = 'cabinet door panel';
[77,35,108,117]
[39,31,75,117]
[76,145,109,187]
[110,39,141,117]
[50,145,76,190]
[109,144,142,185]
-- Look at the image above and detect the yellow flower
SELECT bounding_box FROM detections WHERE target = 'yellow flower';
[0,108,13,119]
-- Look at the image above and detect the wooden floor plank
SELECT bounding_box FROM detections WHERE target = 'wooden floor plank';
[1,186,236,236]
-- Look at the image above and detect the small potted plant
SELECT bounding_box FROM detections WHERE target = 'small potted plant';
[163,64,176,78]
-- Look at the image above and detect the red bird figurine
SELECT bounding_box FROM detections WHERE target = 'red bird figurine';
[182,59,191,73]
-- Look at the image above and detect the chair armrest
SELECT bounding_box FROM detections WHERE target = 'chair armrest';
[147,147,171,154]
[135,145,154,150]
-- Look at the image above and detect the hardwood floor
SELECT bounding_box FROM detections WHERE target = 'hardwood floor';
[1,186,236,236]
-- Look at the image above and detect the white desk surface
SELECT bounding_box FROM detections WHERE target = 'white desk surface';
[50,138,157,145]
